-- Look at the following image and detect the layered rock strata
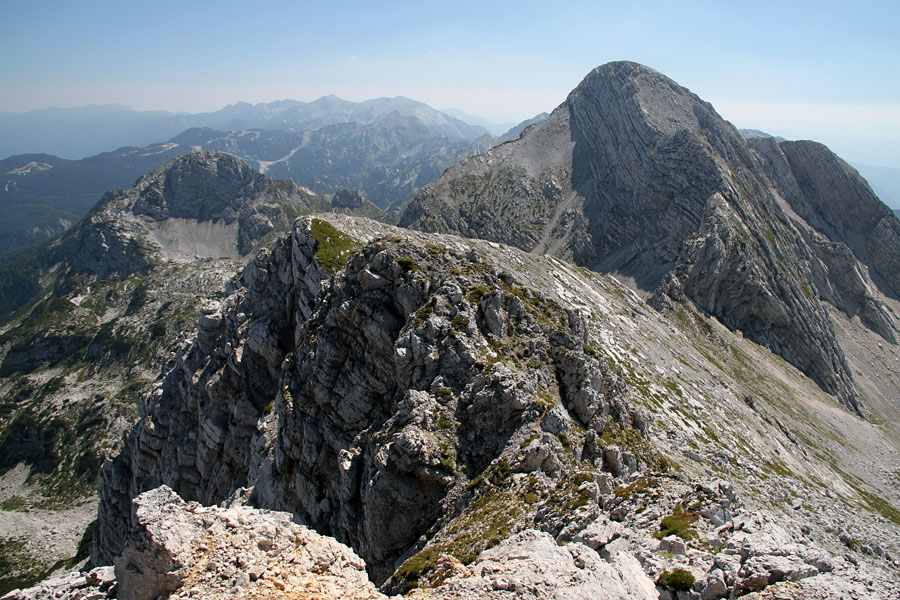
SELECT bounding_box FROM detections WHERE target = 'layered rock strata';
[400,61,900,414]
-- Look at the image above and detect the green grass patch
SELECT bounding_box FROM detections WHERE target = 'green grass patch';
[436,413,454,430]
[397,256,419,273]
[392,484,524,589]
[655,504,699,540]
[0,538,42,596]
[451,315,469,330]
[615,477,652,499]
[466,285,490,305]
[0,496,26,511]
[310,218,360,273]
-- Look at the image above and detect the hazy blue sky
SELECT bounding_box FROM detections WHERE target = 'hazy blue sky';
[2,0,898,166]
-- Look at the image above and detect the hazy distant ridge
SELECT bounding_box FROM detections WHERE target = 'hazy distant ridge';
[0,97,491,160]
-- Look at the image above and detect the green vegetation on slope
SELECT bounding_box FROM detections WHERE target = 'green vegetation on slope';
[310,218,361,273]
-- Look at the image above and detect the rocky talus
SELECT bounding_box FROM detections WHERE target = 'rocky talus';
[9,485,657,600]
[80,214,900,600]
[400,61,900,415]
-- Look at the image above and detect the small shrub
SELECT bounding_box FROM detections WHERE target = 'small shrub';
[451,315,469,330]
[520,432,539,448]
[149,320,166,340]
[491,459,511,484]
[436,413,454,430]
[657,568,695,591]
[397,256,419,273]
[439,452,456,471]
[466,285,490,304]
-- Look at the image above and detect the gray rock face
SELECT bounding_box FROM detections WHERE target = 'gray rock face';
[131,151,264,223]
[0,151,324,487]
[1,567,116,600]
[776,139,900,310]
[748,137,900,343]
[777,141,896,273]
[92,217,638,581]
[400,61,900,414]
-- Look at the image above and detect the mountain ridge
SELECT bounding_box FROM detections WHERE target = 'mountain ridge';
[0,96,490,161]
[400,61,900,415]
[0,109,556,254]
[84,211,900,599]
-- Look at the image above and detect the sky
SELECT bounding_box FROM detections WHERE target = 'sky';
[2,0,899,168]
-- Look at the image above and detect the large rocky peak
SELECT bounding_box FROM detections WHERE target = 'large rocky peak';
[565,61,759,270]
[65,151,325,277]
[400,61,900,415]
[130,150,269,222]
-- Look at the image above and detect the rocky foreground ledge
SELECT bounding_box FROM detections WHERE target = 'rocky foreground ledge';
[4,485,895,600]
[3,486,656,600]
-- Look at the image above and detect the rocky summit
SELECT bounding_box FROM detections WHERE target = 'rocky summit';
[400,61,900,416]
[3,62,900,600]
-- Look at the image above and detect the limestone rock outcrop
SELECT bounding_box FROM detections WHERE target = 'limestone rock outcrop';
[116,485,383,600]
[10,486,662,600]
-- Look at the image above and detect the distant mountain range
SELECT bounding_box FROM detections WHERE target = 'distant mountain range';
[0,100,546,253]
[0,96,493,161]
[440,108,516,136]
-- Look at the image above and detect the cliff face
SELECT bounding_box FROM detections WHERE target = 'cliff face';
[400,62,900,415]
[92,217,637,581]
